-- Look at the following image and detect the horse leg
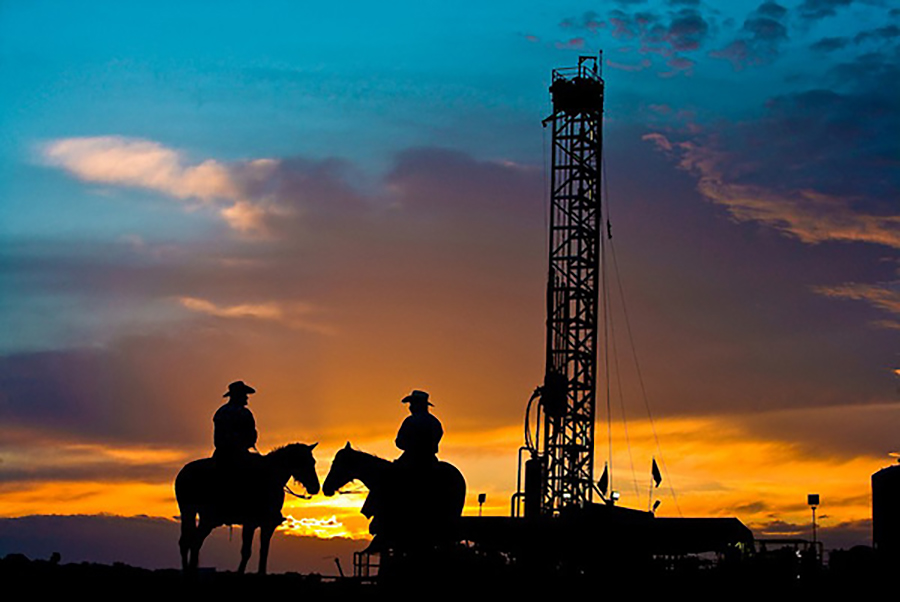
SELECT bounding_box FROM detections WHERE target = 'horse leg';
[190,519,215,572]
[179,510,196,572]
[238,524,255,574]
[258,522,277,575]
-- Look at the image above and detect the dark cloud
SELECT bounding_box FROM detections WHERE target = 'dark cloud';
[820,519,872,550]
[711,1,789,69]
[667,9,710,51]
[753,518,804,535]
[698,51,900,207]
[742,404,900,460]
[854,25,900,45]
[559,11,604,33]
[0,453,181,485]
[565,7,710,57]
[750,515,873,550]
[661,56,696,77]
[798,0,854,21]
[638,45,899,419]
[756,1,788,19]
[556,37,586,50]
[811,36,850,52]
[733,501,770,513]
[0,515,361,573]
[0,333,258,447]
[742,16,788,42]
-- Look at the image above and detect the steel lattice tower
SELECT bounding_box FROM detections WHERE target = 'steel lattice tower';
[538,56,604,516]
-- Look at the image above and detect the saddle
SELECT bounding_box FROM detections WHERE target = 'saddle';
[209,452,272,525]
[362,458,450,549]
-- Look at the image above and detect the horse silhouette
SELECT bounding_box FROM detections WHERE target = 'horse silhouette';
[322,442,465,551]
[175,443,319,574]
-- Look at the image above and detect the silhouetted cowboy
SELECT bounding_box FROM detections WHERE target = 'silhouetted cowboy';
[395,389,443,468]
[213,380,258,462]
[362,390,449,549]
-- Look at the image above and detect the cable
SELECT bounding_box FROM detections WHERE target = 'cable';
[603,153,682,517]
[608,292,641,502]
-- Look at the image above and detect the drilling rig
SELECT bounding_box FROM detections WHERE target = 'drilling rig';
[456,54,752,574]
[520,55,604,519]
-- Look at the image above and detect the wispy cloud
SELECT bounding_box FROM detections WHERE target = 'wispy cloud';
[177,296,331,333]
[814,281,900,316]
[643,133,900,248]
[43,136,280,235]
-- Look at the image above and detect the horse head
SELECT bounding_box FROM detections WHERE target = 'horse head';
[280,442,320,496]
[322,442,355,496]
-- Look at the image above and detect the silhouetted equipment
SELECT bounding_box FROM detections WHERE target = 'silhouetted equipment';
[873,461,900,560]
[450,55,755,580]
[808,493,820,552]
[175,442,319,575]
[349,54,755,582]
[524,58,605,516]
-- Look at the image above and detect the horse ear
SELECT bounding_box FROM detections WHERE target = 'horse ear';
[310,442,318,450]
[344,441,352,450]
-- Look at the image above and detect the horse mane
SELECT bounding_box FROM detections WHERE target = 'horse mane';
[340,444,386,461]
[270,442,305,453]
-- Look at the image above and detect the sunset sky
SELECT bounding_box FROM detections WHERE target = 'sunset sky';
[1,0,898,556]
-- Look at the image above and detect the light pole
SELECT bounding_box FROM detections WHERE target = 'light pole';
[808,493,820,562]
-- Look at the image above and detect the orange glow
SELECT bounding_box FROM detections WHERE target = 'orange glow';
[0,410,883,546]
[0,481,176,518]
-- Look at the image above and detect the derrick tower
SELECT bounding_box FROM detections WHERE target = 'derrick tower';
[529,56,604,517]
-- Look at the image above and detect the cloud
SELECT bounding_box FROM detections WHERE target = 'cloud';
[756,1,788,19]
[5,145,548,443]
[798,0,854,21]
[814,281,900,317]
[178,296,286,320]
[555,37,586,50]
[607,8,711,54]
[710,1,789,69]
[660,56,696,77]
[560,11,604,33]
[44,137,280,235]
[561,7,710,77]
[642,46,900,249]
[643,133,900,249]
[44,137,241,202]
[606,58,654,72]
[811,36,849,52]
[0,515,363,573]
[742,16,788,43]
[854,25,900,45]
[0,436,186,485]
[177,296,330,333]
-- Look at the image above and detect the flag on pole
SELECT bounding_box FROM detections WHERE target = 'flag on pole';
[598,463,609,496]
[652,458,662,488]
